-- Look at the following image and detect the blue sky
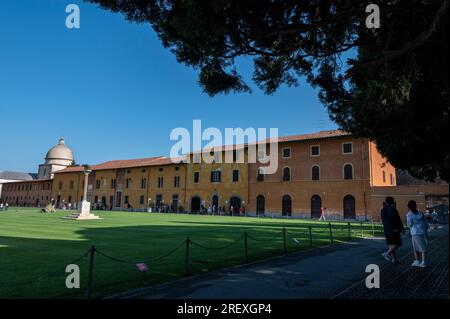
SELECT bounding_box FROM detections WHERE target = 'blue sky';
[0,0,337,172]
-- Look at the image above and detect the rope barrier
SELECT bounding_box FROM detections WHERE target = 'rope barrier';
[247,230,283,242]
[190,234,244,250]
[95,239,186,265]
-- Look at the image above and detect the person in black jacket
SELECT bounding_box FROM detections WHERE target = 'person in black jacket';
[380,196,405,264]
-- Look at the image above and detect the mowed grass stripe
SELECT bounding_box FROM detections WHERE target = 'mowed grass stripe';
[0,209,383,298]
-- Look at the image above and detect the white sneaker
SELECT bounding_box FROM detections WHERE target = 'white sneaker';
[411,260,421,267]
[419,261,426,268]
[382,252,393,262]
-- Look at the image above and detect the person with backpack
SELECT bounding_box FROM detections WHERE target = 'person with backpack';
[407,200,429,268]
[381,197,405,264]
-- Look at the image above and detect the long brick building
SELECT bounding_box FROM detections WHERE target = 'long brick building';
[1,131,448,220]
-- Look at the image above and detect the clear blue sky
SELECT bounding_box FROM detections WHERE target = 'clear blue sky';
[0,0,337,173]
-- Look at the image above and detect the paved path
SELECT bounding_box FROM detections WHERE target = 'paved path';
[113,226,448,299]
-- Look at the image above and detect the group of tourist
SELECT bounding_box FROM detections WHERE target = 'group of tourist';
[380,196,441,268]
[0,202,9,211]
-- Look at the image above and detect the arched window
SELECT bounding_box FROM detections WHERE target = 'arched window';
[312,165,320,180]
[256,195,265,215]
[311,195,322,218]
[343,164,354,180]
[343,195,356,219]
[282,195,292,216]
[282,167,291,181]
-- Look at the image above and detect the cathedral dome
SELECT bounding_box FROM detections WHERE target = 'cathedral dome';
[45,138,74,166]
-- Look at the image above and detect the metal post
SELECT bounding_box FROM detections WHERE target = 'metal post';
[360,221,364,238]
[328,222,333,244]
[371,220,375,236]
[85,245,95,299]
[244,232,248,263]
[309,226,313,248]
[283,228,287,254]
[348,222,351,241]
[184,237,190,277]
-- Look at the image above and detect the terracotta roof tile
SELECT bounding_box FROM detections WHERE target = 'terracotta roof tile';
[263,130,350,144]
[54,130,349,174]
[55,156,185,174]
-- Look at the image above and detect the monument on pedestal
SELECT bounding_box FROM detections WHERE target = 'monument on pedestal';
[63,165,101,220]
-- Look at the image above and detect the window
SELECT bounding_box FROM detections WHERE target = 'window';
[111,179,116,189]
[159,168,163,172]
[174,175,180,188]
[257,168,264,182]
[175,167,180,171]
[342,142,353,154]
[233,150,237,162]
[282,167,291,181]
[68,196,72,204]
[193,172,200,184]
[69,181,74,190]
[312,166,320,180]
[232,170,239,182]
[127,170,131,174]
[282,147,291,159]
[382,171,386,183]
[344,164,354,180]
[311,145,320,156]
[141,178,147,189]
[142,169,146,173]
[124,196,129,205]
[390,173,394,185]
[158,177,164,188]
[95,180,101,189]
[211,170,221,183]
[126,178,132,189]
[140,195,145,205]
[59,182,63,190]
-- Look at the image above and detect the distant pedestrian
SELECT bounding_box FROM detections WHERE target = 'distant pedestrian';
[207,205,212,215]
[5,202,8,211]
[425,210,432,224]
[319,207,326,221]
[380,197,405,264]
[431,209,439,229]
[0,203,3,211]
[230,206,234,216]
[407,200,429,268]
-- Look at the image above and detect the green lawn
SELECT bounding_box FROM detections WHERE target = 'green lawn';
[0,208,382,298]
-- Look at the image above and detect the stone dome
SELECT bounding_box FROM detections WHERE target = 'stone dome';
[45,137,74,166]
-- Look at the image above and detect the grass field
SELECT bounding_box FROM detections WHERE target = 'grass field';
[0,208,383,298]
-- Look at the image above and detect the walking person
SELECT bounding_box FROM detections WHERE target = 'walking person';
[5,202,8,211]
[319,207,326,221]
[407,200,429,268]
[381,197,405,264]
[0,203,3,211]
[431,209,439,230]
